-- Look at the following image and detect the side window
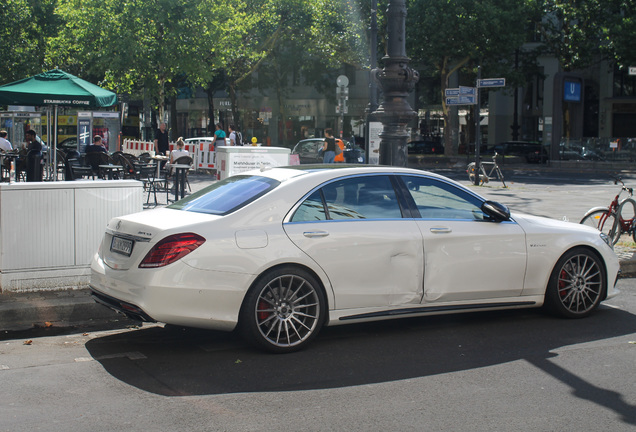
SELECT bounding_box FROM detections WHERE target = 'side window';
[322,175,402,220]
[291,190,327,222]
[401,176,485,220]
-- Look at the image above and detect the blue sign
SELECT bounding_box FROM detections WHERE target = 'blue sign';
[445,88,460,97]
[563,80,581,102]
[446,96,476,105]
[460,86,476,95]
[478,78,505,88]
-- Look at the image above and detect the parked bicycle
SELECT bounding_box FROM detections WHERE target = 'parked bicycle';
[467,153,507,187]
[580,176,636,245]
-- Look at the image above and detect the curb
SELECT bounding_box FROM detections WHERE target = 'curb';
[0,289,134,332]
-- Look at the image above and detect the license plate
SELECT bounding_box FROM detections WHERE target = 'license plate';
[111,236,134,256]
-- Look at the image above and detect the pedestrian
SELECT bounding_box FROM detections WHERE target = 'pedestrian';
[84,135,107,153]
[211,123,226,147]
[0,130,12,152]
[228,124,243,146]
[154,122,169,156]
[321,128,336,163]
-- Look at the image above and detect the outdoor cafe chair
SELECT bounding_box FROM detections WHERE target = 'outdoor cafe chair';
[67,158,95,180]
[111,152,137,179]
[170,155,193,192]
[138,164,163,208]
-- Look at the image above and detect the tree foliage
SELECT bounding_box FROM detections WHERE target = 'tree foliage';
[0,0,58,84]
[405,0,530,154]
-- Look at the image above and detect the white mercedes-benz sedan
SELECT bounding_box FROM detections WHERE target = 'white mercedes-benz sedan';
[90,165,620,352]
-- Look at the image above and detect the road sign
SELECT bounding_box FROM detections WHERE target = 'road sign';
[446,96,476,105]
[478,78,505,88]
[460,86,476,95]
[445,88,460,97]
[629,66,636,76]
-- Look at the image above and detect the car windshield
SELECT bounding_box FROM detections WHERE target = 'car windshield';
[168,175,280,215]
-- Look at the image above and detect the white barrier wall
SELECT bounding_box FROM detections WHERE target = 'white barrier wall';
[0,180,142,292]
[122,139,202,170]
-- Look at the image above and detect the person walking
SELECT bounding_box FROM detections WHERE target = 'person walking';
[321,128,336,163]
[211,123,226,147]
[228,124,242,146]
[154,122,169,155]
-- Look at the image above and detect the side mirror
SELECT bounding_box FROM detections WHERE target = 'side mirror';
[481,200,510,222]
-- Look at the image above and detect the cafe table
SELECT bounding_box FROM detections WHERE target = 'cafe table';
[150,155,169,178]
[169,164,191,202]
[99,164,124,180]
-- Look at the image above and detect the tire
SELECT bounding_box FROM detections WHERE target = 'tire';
[467,163,488,184]
[240,266,326,353]
[617,198,636,243]
[580,209,620,245]
[544,248,606,318]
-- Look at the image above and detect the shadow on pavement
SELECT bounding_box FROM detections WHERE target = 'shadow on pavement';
[85,305,636,425]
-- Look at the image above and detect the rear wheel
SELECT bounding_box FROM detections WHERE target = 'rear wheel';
[240,266,326,353]
[617,198,636,242]
[580,209,620,244]
[545,248,606,318]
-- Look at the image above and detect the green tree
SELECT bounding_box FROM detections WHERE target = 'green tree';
[406,0,530,155]
[0,0,58,84]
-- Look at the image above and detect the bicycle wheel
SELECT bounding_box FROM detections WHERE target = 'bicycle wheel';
[580,209,620,244]
[467,163,476,183]
[617,198,636,242]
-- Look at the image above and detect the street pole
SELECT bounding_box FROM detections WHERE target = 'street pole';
[474,65,482,186]
[371,0,419,167]
[365,0,379,164]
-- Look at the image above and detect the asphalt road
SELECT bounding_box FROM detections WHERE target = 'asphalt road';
[1,277,635,431]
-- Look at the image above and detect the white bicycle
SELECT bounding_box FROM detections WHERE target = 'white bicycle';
[467,153,507,187]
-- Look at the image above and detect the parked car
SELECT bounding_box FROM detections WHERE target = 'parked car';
[291,138,347,164]
[90,165,619,353]
[407,140,444,155]
[492,141,543,163]
[57,137,78,153]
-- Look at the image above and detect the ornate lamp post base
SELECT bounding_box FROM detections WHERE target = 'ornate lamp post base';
[371,0,419,167]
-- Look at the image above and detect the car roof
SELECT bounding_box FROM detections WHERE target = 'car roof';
[240,164,452,184]
[185,137,216,141]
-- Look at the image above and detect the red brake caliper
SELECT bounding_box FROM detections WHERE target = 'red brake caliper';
[559,269,567,297]
[257,300,270,321]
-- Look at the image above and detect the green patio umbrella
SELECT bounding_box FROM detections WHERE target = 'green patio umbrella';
[0,69,117,181]
[0,69,117,108]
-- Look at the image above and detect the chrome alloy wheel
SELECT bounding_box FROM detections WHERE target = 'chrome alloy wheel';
[556,253,603,315]
[254,274,321,349]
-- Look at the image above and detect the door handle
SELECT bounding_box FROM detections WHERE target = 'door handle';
[430,227,452,234]
[303,231,329,238]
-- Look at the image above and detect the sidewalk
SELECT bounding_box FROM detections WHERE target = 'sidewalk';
[1,167,636,333]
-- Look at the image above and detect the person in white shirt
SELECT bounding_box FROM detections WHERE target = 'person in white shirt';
[167,137,189,175]
[228,124,239,146]
[0,130,12,152]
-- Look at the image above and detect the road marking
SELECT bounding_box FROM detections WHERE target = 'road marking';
[0,365,9,370]
[75,351,146,362]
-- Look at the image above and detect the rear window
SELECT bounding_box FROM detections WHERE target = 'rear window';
[168,175,280,215]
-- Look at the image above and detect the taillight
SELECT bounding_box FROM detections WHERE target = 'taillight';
[139,233,205,268]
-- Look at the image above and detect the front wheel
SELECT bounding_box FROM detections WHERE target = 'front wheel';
[580,209,620,244]
[240,266,326,353]
[544,248,606,318]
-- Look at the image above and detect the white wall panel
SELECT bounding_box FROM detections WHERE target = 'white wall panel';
[74,186,142,265]
[0,180,142,292]
[1,188,75,270]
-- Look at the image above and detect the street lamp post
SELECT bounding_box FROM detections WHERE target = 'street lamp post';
[371,0,419,167]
